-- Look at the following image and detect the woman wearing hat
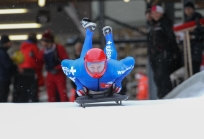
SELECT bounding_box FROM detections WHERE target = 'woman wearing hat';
[147,5,182,99]
[39,30,69,102]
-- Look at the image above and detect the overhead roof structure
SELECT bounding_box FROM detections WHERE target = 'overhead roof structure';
[0,1,92,39]
[0,0,204,6]
[0,0,203,41]
[0,0,89,4]
[0,0,204,8]
[0,0,125,5]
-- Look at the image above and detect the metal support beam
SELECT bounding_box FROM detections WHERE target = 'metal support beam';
[105,16,147,36]
[164,2,175,23]
[64,3,86,37]
[98,1,105,48]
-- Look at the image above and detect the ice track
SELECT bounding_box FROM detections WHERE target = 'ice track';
[0,97,204,139]
[2,71,204,139]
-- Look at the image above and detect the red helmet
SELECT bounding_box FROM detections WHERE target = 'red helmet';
[84,48,107,78]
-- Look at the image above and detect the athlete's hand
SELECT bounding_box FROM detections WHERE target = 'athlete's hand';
[77,87,88,96]
[112,83,121,94]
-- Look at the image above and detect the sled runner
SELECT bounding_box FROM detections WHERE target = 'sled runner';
[75,93,128,108]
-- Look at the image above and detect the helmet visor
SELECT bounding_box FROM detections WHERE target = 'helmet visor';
[86,61,105,74]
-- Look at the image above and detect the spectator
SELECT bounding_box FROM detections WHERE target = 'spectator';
[135,72,149,100]
[184,1,204,74]
[40,30,69,102]
[13,33,40,102]
[147,5,181,99]
[0,35,18,102]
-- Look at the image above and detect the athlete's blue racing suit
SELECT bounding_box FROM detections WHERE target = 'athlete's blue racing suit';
[61,28,135,96]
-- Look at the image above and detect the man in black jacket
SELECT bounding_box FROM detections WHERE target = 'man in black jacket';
[184,1,204,74]
[147,5,181,99]
[0,35,17,102]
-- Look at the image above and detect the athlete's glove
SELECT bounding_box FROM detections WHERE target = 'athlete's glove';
[106,83,121,97]
[77,87,92,98]
[112,83,121,94]
[77,87,87,96]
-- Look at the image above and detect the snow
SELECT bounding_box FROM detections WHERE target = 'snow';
[1,98,204,139]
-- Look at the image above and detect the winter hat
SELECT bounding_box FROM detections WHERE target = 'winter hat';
[184,1,195,9]
[151,5,164,13]
[41,30,54,42]
[0,35,10,45]
[28,32,37,43]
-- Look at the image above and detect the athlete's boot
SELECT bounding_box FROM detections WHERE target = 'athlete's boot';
[81,17,96,31]
[102,26,112,36]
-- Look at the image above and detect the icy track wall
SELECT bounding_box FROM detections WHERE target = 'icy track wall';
[164,71,204,99]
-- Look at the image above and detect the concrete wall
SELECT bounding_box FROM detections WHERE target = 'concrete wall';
[92,1,146,28]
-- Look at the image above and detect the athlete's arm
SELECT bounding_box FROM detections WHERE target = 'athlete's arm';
[114,57,135,93]
[61,59,87,96]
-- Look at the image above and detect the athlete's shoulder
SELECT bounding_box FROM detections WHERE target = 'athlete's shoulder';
[61,59,73,67]
[106,57,135,76]
[61,58,84,77]
[106,59,122,77]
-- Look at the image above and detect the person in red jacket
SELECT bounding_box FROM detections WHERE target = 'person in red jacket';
[40,30,69,102]
[13,32,40,102]
[135,72,149,100]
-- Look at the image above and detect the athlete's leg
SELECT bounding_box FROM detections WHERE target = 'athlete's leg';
[113,57,135,94]
[80,18,96,58]
[103,26,117,60]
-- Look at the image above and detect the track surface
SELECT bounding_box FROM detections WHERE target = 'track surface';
[0,97,204,139]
